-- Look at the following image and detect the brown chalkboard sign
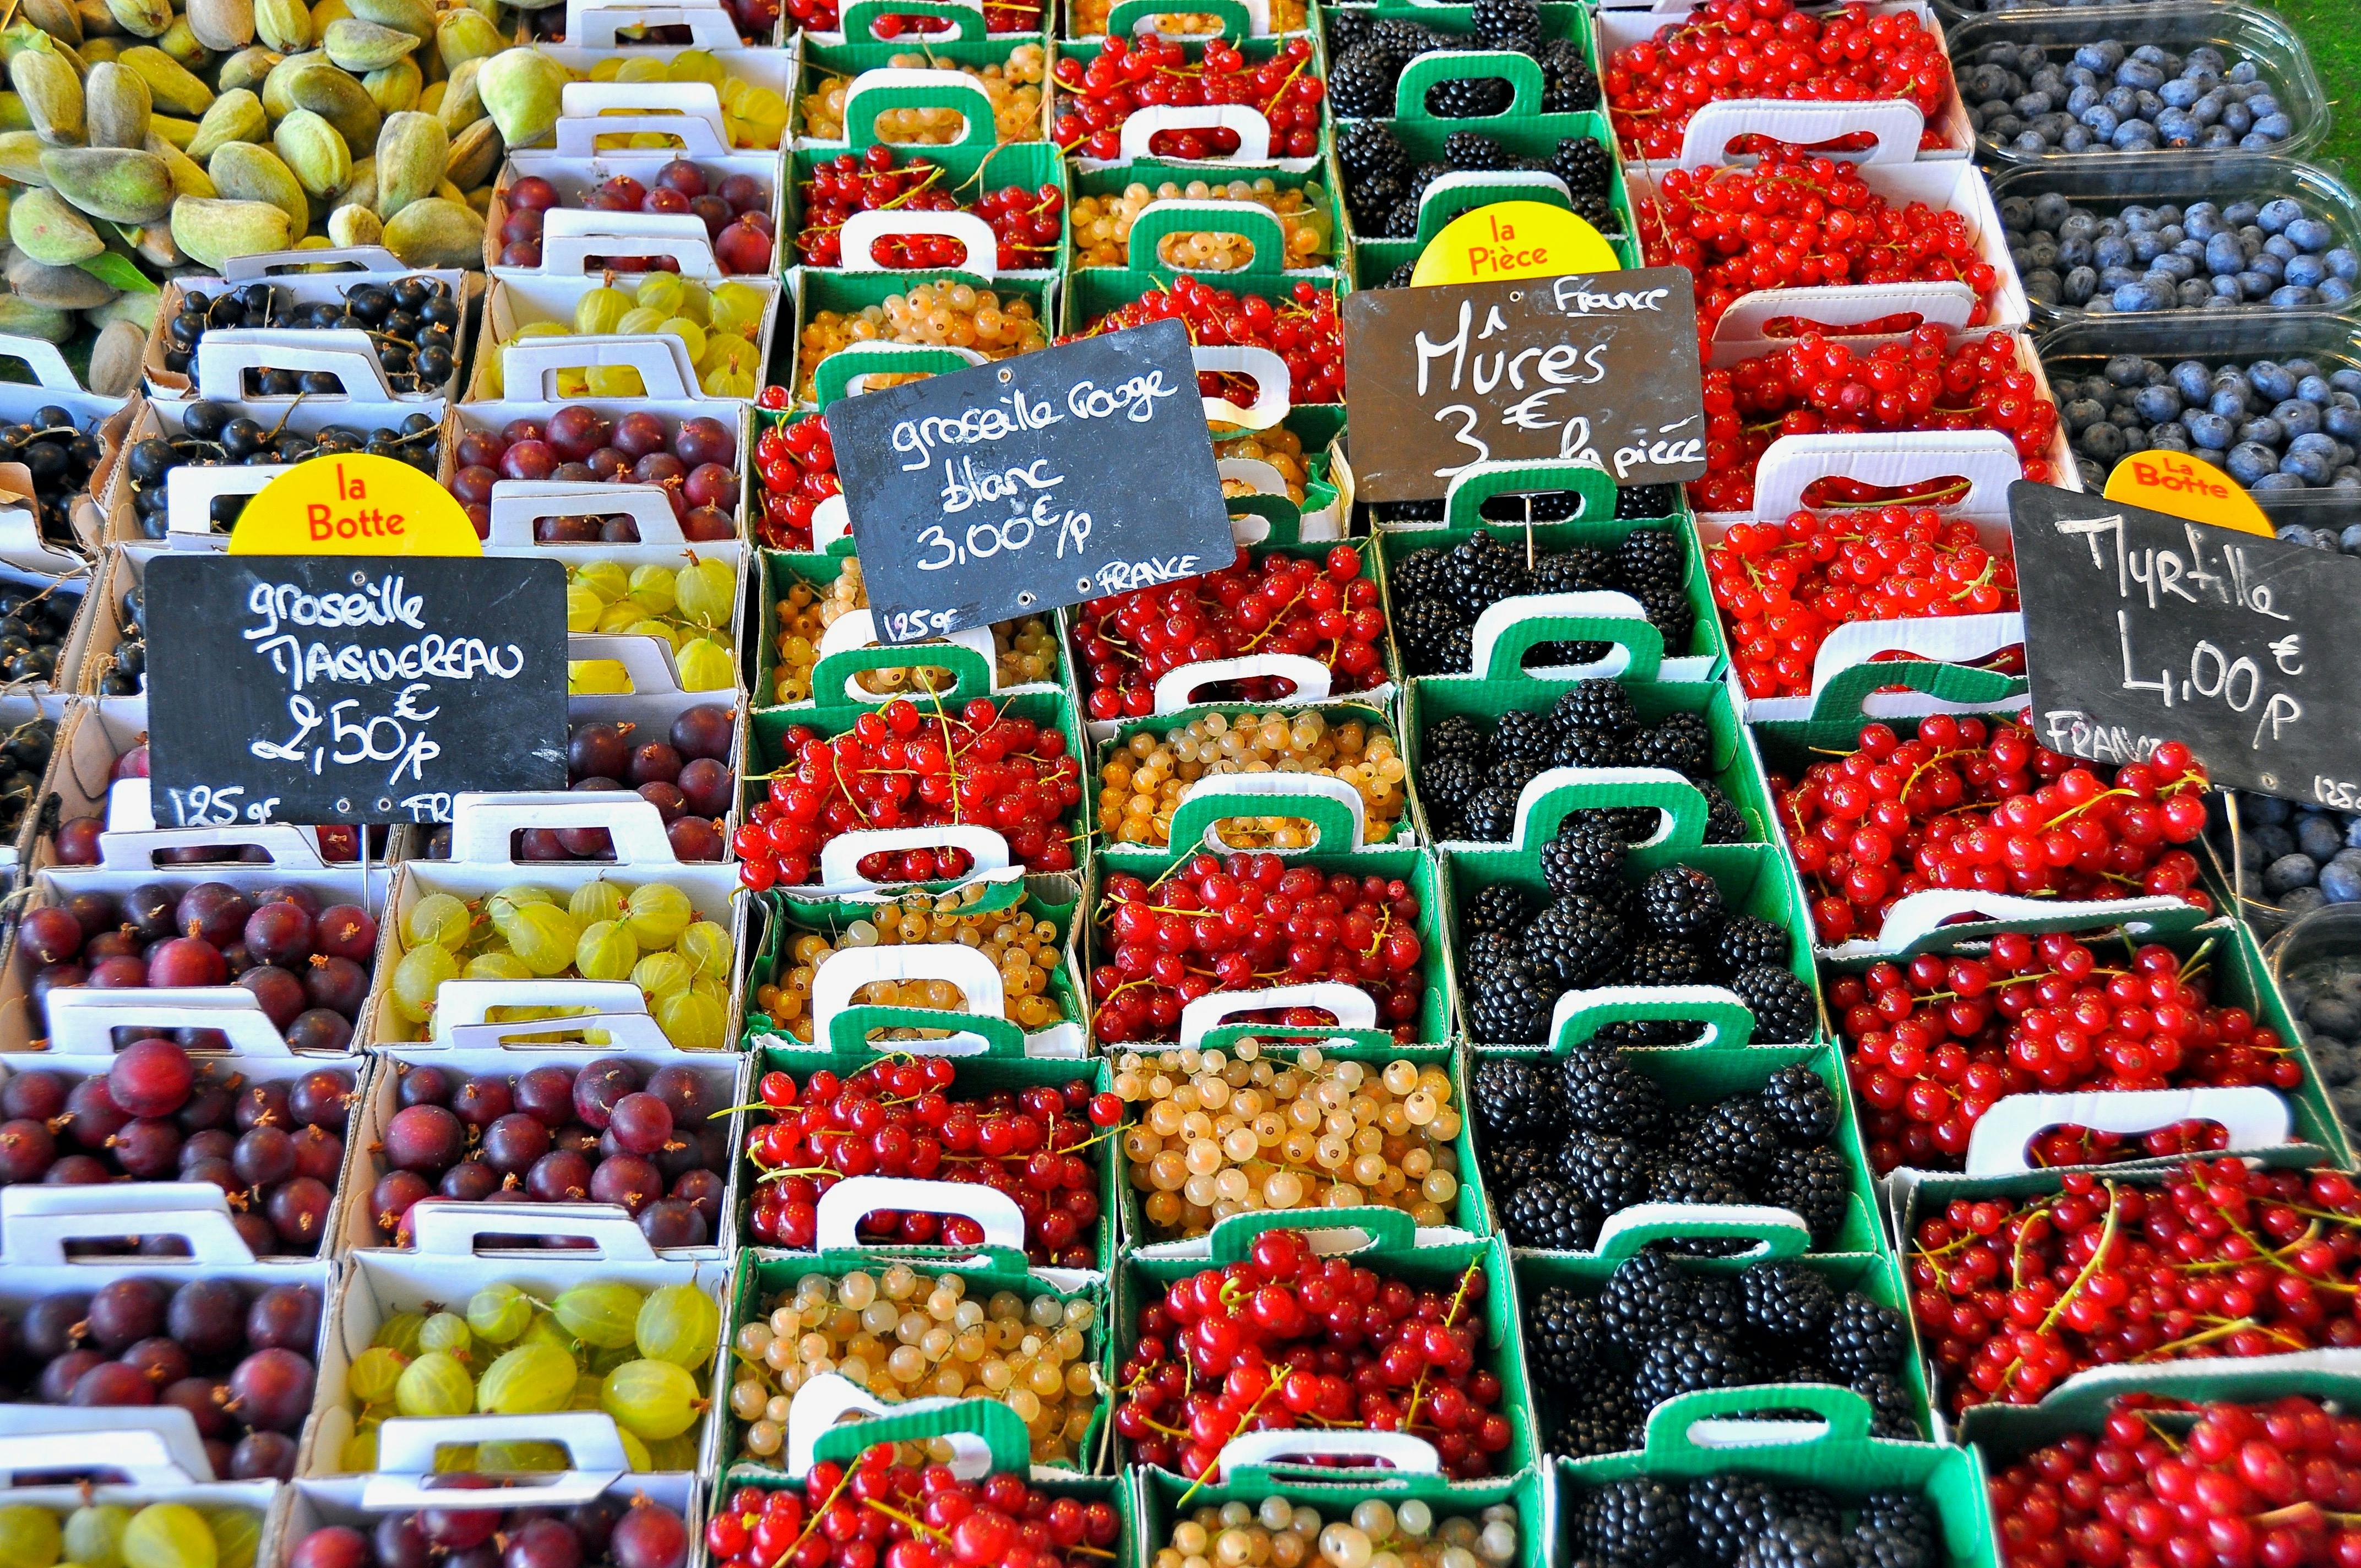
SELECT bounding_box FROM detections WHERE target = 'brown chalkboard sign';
[1341,267,1709,503]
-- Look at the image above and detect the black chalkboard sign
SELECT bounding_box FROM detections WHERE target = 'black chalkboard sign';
[827,318,1236,646]
[2009,480,2361,805]
[144,554,569,825]
[1341,267,1709,503]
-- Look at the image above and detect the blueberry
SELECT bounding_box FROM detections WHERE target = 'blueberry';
[2063,267,2098,305]
[2104,84,2139,117]
[2186,411,2235,450]
[2321,276,2355,305]
[2270,285,2321,308]
[2132,385,2183,423]
[2283,449,2335,485]
[2113,281,2159,311]
[2331,249,2360,281]
[2300,815,2347,861]
[2291,432,2341,458]
[2237,418,2284,448]
[2251,361,2299,402]
[2222,101,2255,135]
[2267,852,2321,894]
[2227,442,2280,485]
[2113,120,2157,151]
[2016,129,2053,156]
[2172,362,2212,402]
[2342,525,2361,556]
[2065,396,2110,432]
[2299,375,2334,406]
[2238,270,2275,300]
[2078,423,2128,464]
[2313,995,2361,1034]
[2117,59,2165,90]
[2210,385,2252,419]
[2327,405,2361,440]
[2276,399,2323,436]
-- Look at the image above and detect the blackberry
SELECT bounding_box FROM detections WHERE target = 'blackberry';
[1443,129,1514,169]
[1554,1381,1643,1458]
[1826,1292,1907,1378]
[1579,1478,1687,1568]
[1378,499,1445,524]
[1552,679,1640,741]
[1563,1048,1668,1140]
[1389,544,1451,603]
[1427,74,1512,118]
[1470,1056,1565,1141]
[1557,1129,1653,1216]
[1394,597,1463,673]
[1450,535,1532,605]
[1551,136,1614,198]
[1625,937,1705,987]
[1467,963,1554,1043]
[1495,708,1556,761]
[1618,527,1686,593]
[1532,549,1614,592]
[1615,483,1675,520]
[1348,176,1405,228]
[1464,928,1524,976]
[1853,1492,1936,1568]
[1630,712,1712,777]
[1470,0,1539,46]
[1553,726,1629,770]
[1760,1064,1837,1144]
[1764,1144,1850,1245]
[1426,714,1492,765]
[1324,8,1373,58]
[1539,39,1600,112]
[1461,881,1532,938]
[1713,914,1789,978]
[1691,1096,1780,1183]
[1528,1287,1605,1388]
[1732,965,1818,1045]
[1598,1251,1690,1351]
[1480,1138,1552,1193]
[1525,894,1625,988]
[1382,197,1424,239]
[1701,781,1751,844]
[1651,1161,1754,1255]
[1638,584,1697,650]
[1370,17,1445,56]
[1463,786,1521,843]
[1418,753,1484,820]
[1483,487,1581,522]
[1440,625,1475,674]
[1738,1260,1836,1340]
[1502,1177,1593,1249]
[1541,818,1625,897]
[1686,1477,1783,1567]
[1737,1522,1849,1568]
[1631,1325,1751,1408]
[1639,865,1725,938]
[1327,44,1399,116]
[1851,1373,1925,1444]
[1490,753,1550,797]
[1687,1272,1746,1335]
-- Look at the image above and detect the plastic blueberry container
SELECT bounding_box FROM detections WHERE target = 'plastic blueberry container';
[2033,309,2361,519]
[1987,152,2361,324]
[1946,2,2329,169]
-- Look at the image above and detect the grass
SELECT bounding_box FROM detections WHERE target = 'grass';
[2273,0,2358,175]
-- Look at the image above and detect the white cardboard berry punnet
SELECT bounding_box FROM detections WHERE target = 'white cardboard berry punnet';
[305,1200,731,1480]
[561,0,771,48]
[466,270,784,406]
[1815,886,2211,964]
[139,264,481,406]
[556,633,748,854]
[0,1195,333,1478]
[487,150,789,280]
[330,1038,750,1261]
[0,334,125,577]
[282,1467,701,1567]
[0,1413,277,1512]
[365,792,744,1048]
[541,44,797,141]
[1068,101,1322,175]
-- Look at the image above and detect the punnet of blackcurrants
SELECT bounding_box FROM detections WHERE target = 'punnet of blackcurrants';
[159,276,466,399]
[290,1492,692,1568]
[498,162,778,276]
[0,1044,356,1257]
[0,1272,324,1480]
[122,400,442,541]
[17,881,379,1053]
[0,580,84,690]
[0,407,104,558]
[368,1055,731,1251]
[0,714,53,847]
[450,411,739,546]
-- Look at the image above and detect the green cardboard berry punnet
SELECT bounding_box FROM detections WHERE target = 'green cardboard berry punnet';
[1124,200,1294,276]
[1133,1449,1552,1568]
[1100,0,1258,40]
[836,0,992,41]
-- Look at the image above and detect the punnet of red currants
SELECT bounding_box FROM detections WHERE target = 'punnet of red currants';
[497,163,777,275]
[18,881,379,1054]
[0,1272,323,1479]
[1772,717,2212,945]
[1067,276,1343,407]
[707,1453,1118,1568]
[796,146,1062,271]
[371,1055,730,1251]
[1988,1393,2361,1568]
[1071,545,1386,723]
[1090,853,1427,1044]
[753,413,839,551]
[779,0,1043,34]
[1116,1226,1512,1479]
[742,1058,1111,1266]
[1910,1160,2361,1412]
[1052,35,1325,161]
[1832,931,2303,1174]
[292,1490,691,1568]
[735,698,1082,889]
[450,412,740,545]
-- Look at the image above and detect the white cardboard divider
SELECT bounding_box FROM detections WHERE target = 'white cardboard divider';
[0,493,78,579]
[811,607,999,702]
[425,978,648,1027]
[814,824,1012,891]
[1715,281,1978,361]
[408,1199,660,1259]
[444,789,679,864]
[563,0,745,48]
[553,81,737,159]
[1220,456,1289,503]
[501,334,705,402]
[0,1409,219,1488]
[810,492,850,548]
[1963,1086,2295,1177]
[782,1374,994,1480]
[537,209,723,277]
[487,481,686,544]
[98,776,331,866]
[835,68,996,149]
[164,461,286,546]
[839,210,999,275]
[1748,431,2025,515]
[193,331,403,404]
[1217,1430,1440,1477]
[811,1174,1026,1252]
[1112,105,1279,166]
[1178,771,1366,852]
[1194,345,1290,428]
[1682,100,1928,168]
[1178,981,1379,1044]
[1151,652,1331,712]
[366,1413,633,1505]
[1591,1202,1815,1259]
[1821,889,2201,961]
[0,1183,258,1266]
[45,986,295,1055]
[570,631,689,696]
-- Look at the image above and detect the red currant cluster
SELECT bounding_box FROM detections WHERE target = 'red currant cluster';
[1606,0,1956,164]
[734,698,1084,889]
[795,146,1063,271]
[1990,1395,2361,1568]
[1640,157,2001,345]
[1071,276,1343,406]
[742,1058,1116,1265]
[1073,545,1383,721]
[779,0,1043,34]
[708,1457,1121,1568]
[1116,1227,1511,1479]
[1697,327,2061,513]
[1090,853,1427,1044]
[1707,507,2021,699]
[1910,1161,2361,1411]
[1052,36,1325,161]
[1774,717,2212,943]
[752,413,840,551]
[1831,934,2301,1174]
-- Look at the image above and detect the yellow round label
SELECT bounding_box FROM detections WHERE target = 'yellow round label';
[1410,202,1622,287]
[228,452,483,556]
[2101,449,2276,538]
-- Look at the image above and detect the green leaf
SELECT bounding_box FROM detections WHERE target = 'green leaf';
[75,253,156,293]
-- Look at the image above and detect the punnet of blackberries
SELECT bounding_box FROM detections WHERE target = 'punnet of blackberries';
[1325,4,1598,121]
[124,400,442,541]
[1568,1473,1943,1568]
[161,276,464,398]
[1528,1252,1923,1456]
[1336,121,1621,242]
[1472,1053,1852,1251]
[0,407,104,557]
[1388,529,1694,679]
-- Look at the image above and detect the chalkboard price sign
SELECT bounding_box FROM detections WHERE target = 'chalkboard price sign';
[1341,266,1710,503]
[2008,480,2361,805]
[145,553,570,825]
[826,318,1236,646]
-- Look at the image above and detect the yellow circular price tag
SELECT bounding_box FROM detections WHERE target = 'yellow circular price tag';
[228,452,483,556]
[2101,449,2275,538]
[1410,202,1622,287]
